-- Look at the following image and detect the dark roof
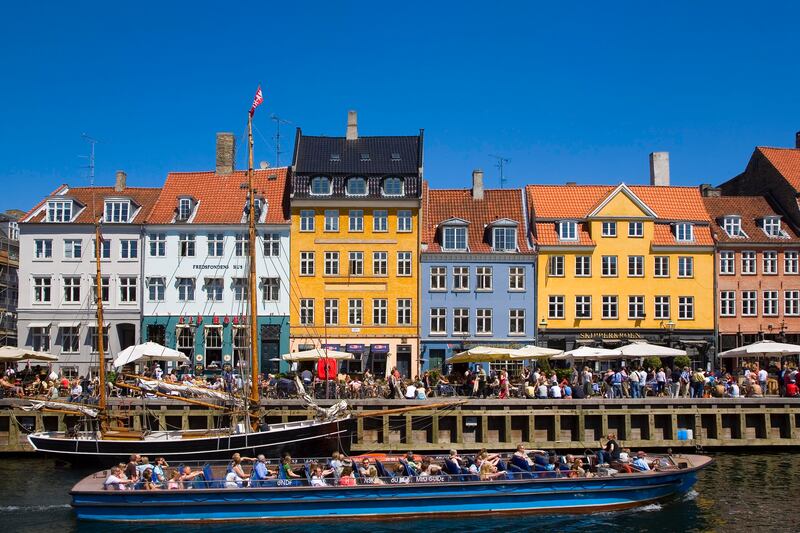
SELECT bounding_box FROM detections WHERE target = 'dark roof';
[293,132,422,175]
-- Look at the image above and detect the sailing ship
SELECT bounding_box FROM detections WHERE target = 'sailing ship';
[27,88,355,462]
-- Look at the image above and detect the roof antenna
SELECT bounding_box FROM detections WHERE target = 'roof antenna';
[271,114,292,167]
[489,154,510,188]
[80,133,101,187]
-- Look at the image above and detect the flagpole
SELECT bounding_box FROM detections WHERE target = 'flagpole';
[94,223,107,412]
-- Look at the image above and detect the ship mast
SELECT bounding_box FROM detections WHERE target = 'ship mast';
[247,112,259,409]
[94,223,107,411]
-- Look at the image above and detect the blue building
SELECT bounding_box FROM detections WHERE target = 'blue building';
[420,171,537,374]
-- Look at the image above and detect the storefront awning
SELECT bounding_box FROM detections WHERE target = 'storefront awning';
[346,344,365,352]
[58,321,82,328]
[203,324,222,329]
[28,322,51,328]
[322,344,342,351]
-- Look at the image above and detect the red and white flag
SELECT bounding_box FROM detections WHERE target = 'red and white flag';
[249,85,264,116]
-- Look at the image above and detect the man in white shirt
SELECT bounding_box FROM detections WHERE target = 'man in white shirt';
[729,382,740,398]
[632,451,651,472]
[537,382,549,399]
[405,383,417,399]
[757,368,768,396]
[550,383,562,398]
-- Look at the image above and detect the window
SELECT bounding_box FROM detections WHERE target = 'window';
[61,326,80,353]
[64,239,82,259]
[179,233,195,257]
[232,278,248,301]
[476,309,492,335]
[383,177,404,196]
[324,210,339,232]
[763,251,778,275]
[628,296,645,319]
[149,233,166,257]
[453,266,469,291]
[397,251,412,276]
[508,267,525,291]
[675,223,694,242]
[204,278,223,301]
[148,277,165,302]
[430,308,446,334]
[262,278,280,301]
[346,177,367,196]
[492,227,517,252]
[93,238,111,259]
[398,210,412,232]
[34,239,52,259]
[31,327,50,352]
[360,152,370,161]
[263,233,280,257]
[720,251,735,275]
[601,255,617,277]
[323,252,339,275]
[785,290,800,316]
[442,226,467,251]
[654,256,669,277]
[373,299,387,325]
[310,176,332,195]
[654,295,671,320]
[46,200,72,222]
[177,198,193,220]
[741,251,756,274]
[549,256,565,277]
[430,266,446,290]
[300,299,314,325]
[63,276,81,303]
[177,278,195,301]
[7,221,18,240]
[575,296,591,319]
[207,234,224,257]
[602,296,618,319]
[104,200,130,223]
[763,291,779,316]
[120,239,138,259]
[450,308,468,335]
[678,296,694,320]
[558,221,577,241]
[348,299,363,325]
[324,299,338,325]
[762,217,783,237]
[373,210,388,232]
[742,291,757,316]
[628,256,644,277]
[548,296,564,319]
[33,276,51,303]
[509,309,526,335]
[300,251,315,276]
[204,326,223,366]
[91,276,109,304]
[575,256,591,277]
[300,210,315,232]
[90,326,109,354]
[234,233,249,256]
[176,326,194,361]
[785,251,799,274]
[119,276,137,303]
[678,256,694,278]
[720,291,736,317]
[369,251,387,276]
[349,252,363,276]
[628,221,644,238]
[476,267,492,291]
[397,299,412,325]
[232,328,248,369]
[348,210,363,232]
[722,216,745,237]
[602,221,617,237]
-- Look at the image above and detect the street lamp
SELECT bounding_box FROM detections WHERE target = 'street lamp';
[662,320,676,346]
[538,318,548,347]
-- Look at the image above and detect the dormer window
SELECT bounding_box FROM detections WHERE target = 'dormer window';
[46,200,72,223]
[330,153,341,162]
[177,198,194,221]
[558,221,578,241]
[722,216,745,238]
[762,216,786,238]
[346,177,367,196]
[442,226,467,251]
[391,152,401,161]
[310,176,332,195]
[382,177,404,197]
[360,153,370,162]
[104,200,130,223]
[493,227,517,252]
[675,223,694,242]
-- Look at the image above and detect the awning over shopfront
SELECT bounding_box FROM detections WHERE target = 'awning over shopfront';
[27,322,51,328]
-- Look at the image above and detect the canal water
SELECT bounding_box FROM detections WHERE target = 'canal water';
[0,453,796,532]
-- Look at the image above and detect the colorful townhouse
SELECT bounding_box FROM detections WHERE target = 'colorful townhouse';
[419,171,536,373]
[702,192,800,349]
[288,112,423,378]
[527,158,716,365]
[142,133,291,375]
[17,174,160,376]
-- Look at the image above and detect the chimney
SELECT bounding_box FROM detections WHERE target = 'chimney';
[216,132,236,175]
[346,110,358,140]
[795,131,800,149]
[700,184,721,197]
[649,151,670,186]
[114,170,127,192]
[472,169,484,200]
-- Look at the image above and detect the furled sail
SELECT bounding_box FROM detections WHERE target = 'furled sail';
[22,400,100,418]
[138,379,244,407]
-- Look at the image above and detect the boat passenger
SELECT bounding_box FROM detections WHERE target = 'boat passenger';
[338,466,356,486]
[478,448,500,466]
[249,454,276,486]
[569,458,592,478]
[310,464,329,487]
[179,466,205,489]
[632,451,651,472]
[104,466,132,490]
[597,433,620,466]
[166,470,182,490]
[329,451,345,477]
[281,454,302,479]
[125,454,141,482]
[358,457,373,477]
[141,468,158,490]
[514,444,535,467]
[366,466,384,484]
[418,457,442,476]
[152,457,169,484]
[479,462,506,481]
[137,456,154,477]
[405,451,419,470]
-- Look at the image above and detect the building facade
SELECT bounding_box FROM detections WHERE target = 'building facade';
[0,212,20,346]
[289,112,423,378]
[17,175,159,376]
[420,172,536,372]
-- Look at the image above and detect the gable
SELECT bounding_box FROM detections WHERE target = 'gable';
[589,184,657,219]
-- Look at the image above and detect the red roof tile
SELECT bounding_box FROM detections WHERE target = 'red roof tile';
[758,147,800,191]
[24,186,161,224]
[702,196,800,244]
[148,169,289,224]
[534,222,595,247]
[652,224,714,247]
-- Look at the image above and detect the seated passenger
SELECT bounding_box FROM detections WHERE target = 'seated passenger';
[329,451,344,477]
[632,451,651,472]
[137,456,154,477]
[310,464,328,487]
[141,468,158,490]
[179,466,205,489]
[405,451,420,470]
[104,466,132,490]
[479,461,506,481]
[226,453,251,487]
[281,454,302,479]
[366,465,384,484]
[569,458,592,478]
[418,457,442,476]
[358,457,373,477]
[338,466,356,486]
[166,469,182,490]
[152,457,169,484]
[514,444,535,467]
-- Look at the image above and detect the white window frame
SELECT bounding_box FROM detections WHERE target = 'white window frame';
[63,276,81,303]
[34,239,52,259]
[601,221,617,237]
[349,210,364,232]
[509,309,525,336]
[397,210,412,232]
[442,226,467,251]
[104,200,130,223]
[91,276,109,304]
[628,255,644,277]
[720,291,736,317]
[262,277,280,302]
[46,200,73,222]
[575,256,591,277]
[382,177,404,196]
[654,295,671,320]
[476,308,493,335]
[762,217,782,237]
[300,210,315,232]
[373,251,388,276]
[373,210,388,232]
[628,221,644,238]
[476,266,493,291]
[453,266,469,291]
[324,210,339,232]
[348,298,363,325]
[741,291,757,317]
[763,251,778,275]
[602,295,618,319]
[31,326,50,352]
[177,278,195,302]
[548,296,565,319]
[119,276,137,303]
[60,326,80,354]
[575,295,591,319]
[149,233,166,257]
[678,296,694,320]
[64,239,82,260]
[324,299,338,325]
[310,176,332,196]
[148,277,166,302]
[492,227,517,252]
[785,251,799,275]
[397,251,412,276]
[654,256,669,278]
[628,295,645,320]
[346,177,367,196]
[719,251,735,275]
[177,198,193,220]
[763,290,779,316]
[430,308,446,335]
[207,233,224,257]
[722,216,744,238]
[549,256,565,277]
[300,251,315,276]
[785,290,800,316]
[300,299,314,325]
[205,278,223,302]
[263,233,280,257]
[324,251,339,276]
[675,223,694,242]
[33,276,51,303]
[601,255,618,277]
[179,233,195,257]
[508,266,525,291]
[372,299,388,325]
[678,256,694,278]
[397,299,412,325]
[558,220,578,241]
[453,308,469,335]
[120,239,138,260]
[349,251,364,276]
[430,266,446,291]
[741,251,756,275]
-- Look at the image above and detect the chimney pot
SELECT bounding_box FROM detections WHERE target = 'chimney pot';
[700,184,721,197]
[566,181,577,186]
[472,169,484,200]
[216,132,236,175]
[649,152,670,186]
[114,170,127,192]
[346,110,358,140]
[795,131,800,149]
[259,161,269,169]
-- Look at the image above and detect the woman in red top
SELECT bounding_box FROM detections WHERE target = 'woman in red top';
[338,466,356,486]
[498,370,509,399]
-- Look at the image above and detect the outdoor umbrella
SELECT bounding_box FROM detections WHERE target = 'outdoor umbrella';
[617,341,686,357]
[509,345,564,358]
[281,348,354,362]
[446,346,520,364]
[718,340,800,358]
[113,341,190,368]
[0,346,58,362]
[552,345,622,361]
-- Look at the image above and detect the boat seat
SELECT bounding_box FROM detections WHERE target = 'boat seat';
[375,460,393,479]
[202,463,221,489]
[398,459,417,477]
[511,455,533,472]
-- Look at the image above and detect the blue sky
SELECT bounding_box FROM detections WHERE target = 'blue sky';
[1,1,798,213]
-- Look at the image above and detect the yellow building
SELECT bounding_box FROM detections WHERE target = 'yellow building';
[288,112,423,377]
[527,183,715,364]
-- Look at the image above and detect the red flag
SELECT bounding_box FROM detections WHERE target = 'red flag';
[249,85,264,116]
